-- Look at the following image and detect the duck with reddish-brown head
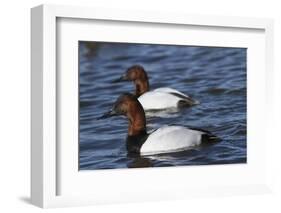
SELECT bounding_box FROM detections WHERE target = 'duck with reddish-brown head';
[98,93,220,155]
[113,65,199,112]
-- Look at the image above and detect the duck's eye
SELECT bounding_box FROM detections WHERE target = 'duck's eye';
[127,71,136,80]
[112,104,125,115]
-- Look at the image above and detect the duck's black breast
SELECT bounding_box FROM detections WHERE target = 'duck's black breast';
[126,130,148,155]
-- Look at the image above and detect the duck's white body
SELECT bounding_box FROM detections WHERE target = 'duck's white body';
[138,87,197,110]
[140,125,205,155]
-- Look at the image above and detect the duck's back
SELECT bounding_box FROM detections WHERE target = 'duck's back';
[140,126,204,155]
[138,90,181,110]
[138,87,198,110]
[152,87,190,98]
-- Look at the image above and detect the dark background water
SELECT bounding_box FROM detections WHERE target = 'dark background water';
[79,41,247,170]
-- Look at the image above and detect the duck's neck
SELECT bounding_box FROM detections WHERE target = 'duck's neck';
[134,78,149,97]
[126,102,147,136]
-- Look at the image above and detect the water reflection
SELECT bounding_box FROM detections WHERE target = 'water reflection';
[127,156,154,168]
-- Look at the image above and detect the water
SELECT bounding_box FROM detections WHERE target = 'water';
[79,41,247,170]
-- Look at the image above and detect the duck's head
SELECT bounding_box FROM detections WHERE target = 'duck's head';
[114,65,148,82]
[98,93,147,136]
[113,65,150,97]
[102,93,137,117]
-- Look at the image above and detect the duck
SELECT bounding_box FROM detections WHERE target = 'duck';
[98,93,220,155]
[112,65,199,111]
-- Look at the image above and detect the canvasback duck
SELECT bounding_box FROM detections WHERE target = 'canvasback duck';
[98,93,220,155]
[113,65,199,111]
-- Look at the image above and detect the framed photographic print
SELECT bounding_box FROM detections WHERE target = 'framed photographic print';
[31,4,274,208]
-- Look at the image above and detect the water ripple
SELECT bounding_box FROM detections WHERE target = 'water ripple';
[79,42,247,170]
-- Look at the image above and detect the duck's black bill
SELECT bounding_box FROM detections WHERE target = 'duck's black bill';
[96,110,117,120]
[111,75,128,83]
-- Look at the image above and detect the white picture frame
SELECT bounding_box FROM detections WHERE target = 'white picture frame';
[31,4,274,208]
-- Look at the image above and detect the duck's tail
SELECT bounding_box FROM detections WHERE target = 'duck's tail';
[178,97,200,108]
[182,126,221,144]
[201,133,222,144]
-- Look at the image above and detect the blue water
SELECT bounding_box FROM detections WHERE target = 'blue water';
[79,42,247,170]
